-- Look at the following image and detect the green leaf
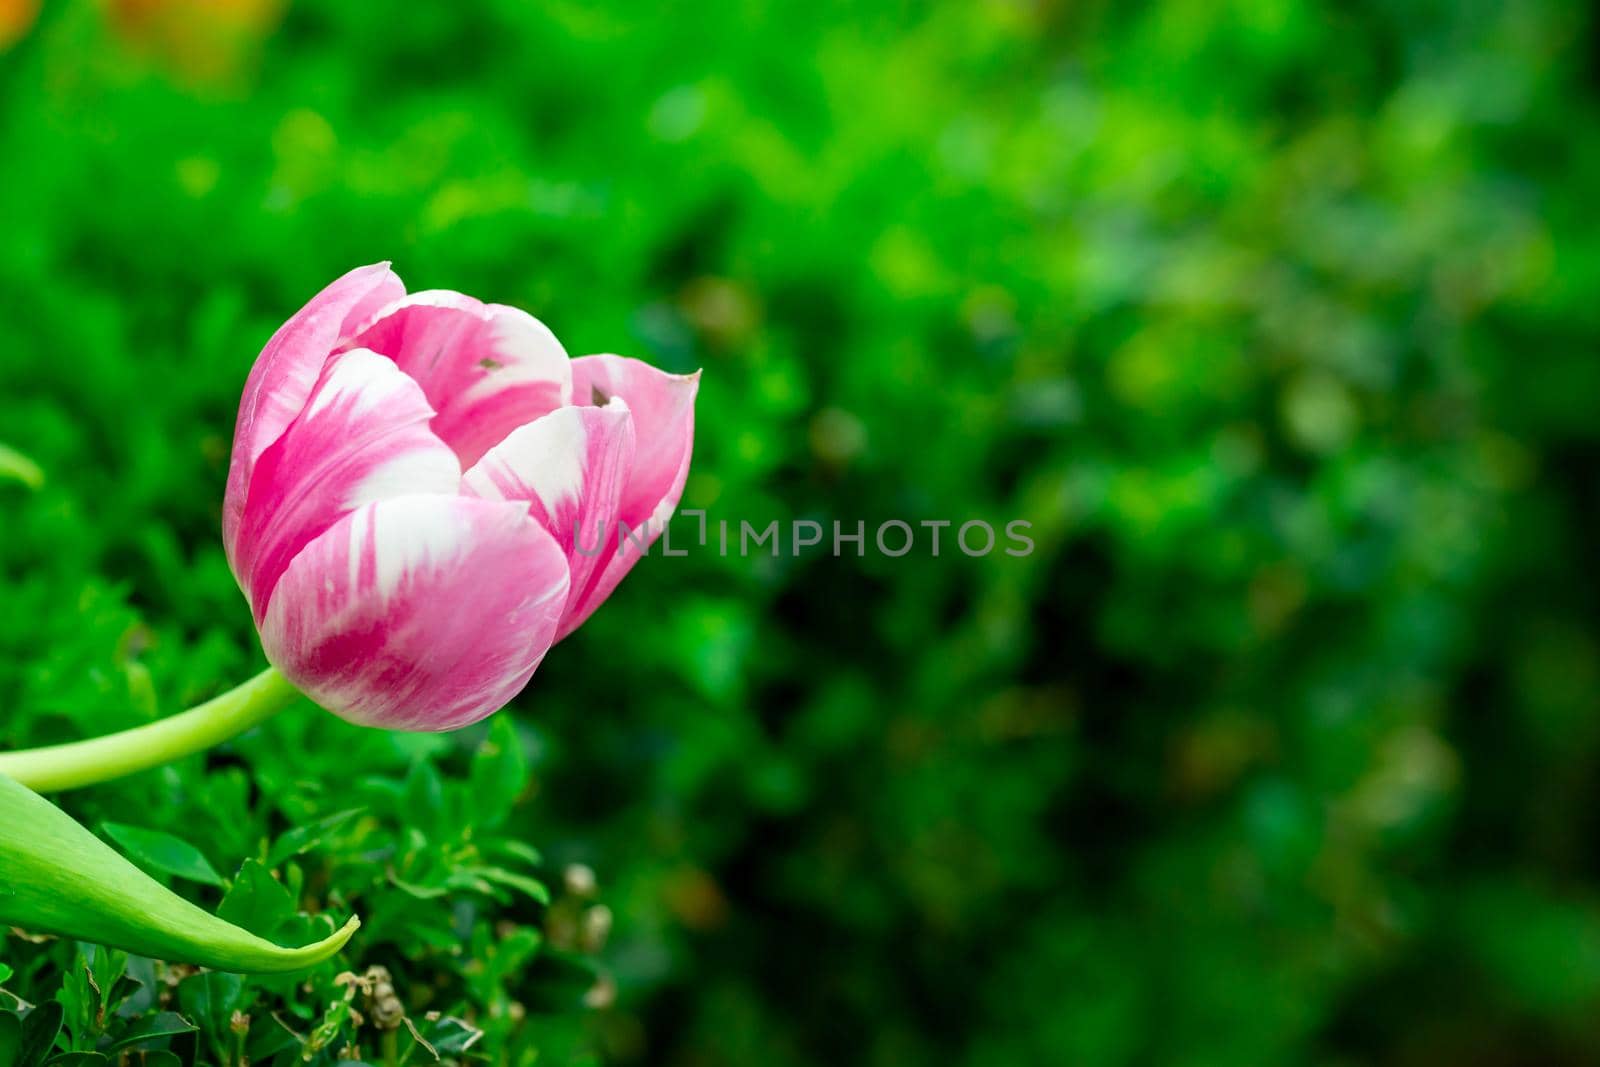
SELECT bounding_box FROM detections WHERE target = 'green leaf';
[106,1013,196,1053]
[216,860,295,940]
[264,809,362,870]
[100,825,224,888]
[487,839,543,868]
[416,1016,483,1056]
[56,961,93,1051]
[0,444,44,490]
[469,717,528,827]
[60,944,130,1048]
[0,964,12,985]
[0,775,358,974]
[243,1014,300,1063]
[45,1053,106,1067]
[176,973,243,1036]
[131,1052,182,1067]
[471,867,550,905]
[390,876,449,901]
[0,1012,22,1067]
[402,760,446,838]
[177,973,243,1067]
[20,1001,63,1067]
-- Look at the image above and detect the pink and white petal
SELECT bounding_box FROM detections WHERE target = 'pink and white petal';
[224,263,404,565]
[338,291,573,468]
[462,400,635,632]
[260,494,571,732]
[560,356,699,637]
[233,349,461,621]
[570,355,698,530]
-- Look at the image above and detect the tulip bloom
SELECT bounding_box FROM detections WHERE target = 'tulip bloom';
[0,263,695,793]
[0,265,691,970]
[223,263,697,730]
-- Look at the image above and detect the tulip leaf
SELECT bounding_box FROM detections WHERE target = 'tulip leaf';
[101,824,224,887]
[0,774,358,974]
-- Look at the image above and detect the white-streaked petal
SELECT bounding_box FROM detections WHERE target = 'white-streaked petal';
[224,263,404,567]
[260,494,571,731]
[463,400,636,635]
[561,355,699,637]
[338,290,573,468]
[232,349,460,620]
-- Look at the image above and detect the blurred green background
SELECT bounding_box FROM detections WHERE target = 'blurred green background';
[4,0,1600,1064]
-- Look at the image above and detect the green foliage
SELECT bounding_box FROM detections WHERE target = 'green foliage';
[0,773,357,973]
[3,0,1600,1064]
[101,824,226,887]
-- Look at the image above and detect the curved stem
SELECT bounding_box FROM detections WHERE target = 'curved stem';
[0,667,300,793]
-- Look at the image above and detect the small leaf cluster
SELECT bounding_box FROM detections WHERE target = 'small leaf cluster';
[0,715,605,1065]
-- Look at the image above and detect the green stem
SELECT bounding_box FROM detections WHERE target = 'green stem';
[0,667,299,793]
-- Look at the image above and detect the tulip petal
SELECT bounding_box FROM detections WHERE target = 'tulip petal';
[463,400,636,634]
[260,495,570,731]
[232,349,461,621]
[339,291,573,468]
[561,355,699,637]
[224,263,404,565]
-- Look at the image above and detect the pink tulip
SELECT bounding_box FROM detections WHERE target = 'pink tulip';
[222,263,698,731]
